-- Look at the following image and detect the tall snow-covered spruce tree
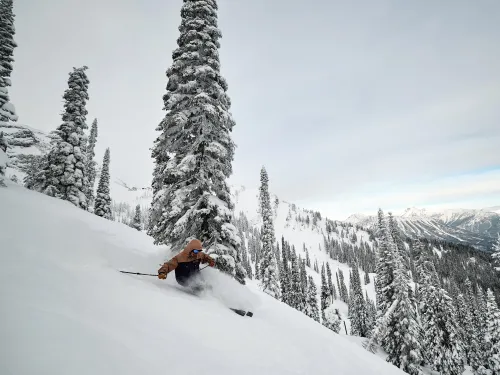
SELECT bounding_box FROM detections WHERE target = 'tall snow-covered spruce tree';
[148,0,245,283]
[42,66,90,209]
[0,0,18,122]
[94,148,111,219]
[258,166,280,298]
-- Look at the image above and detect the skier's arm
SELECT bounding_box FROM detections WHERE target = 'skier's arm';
[199,252,215,267]
[158,255,179,278]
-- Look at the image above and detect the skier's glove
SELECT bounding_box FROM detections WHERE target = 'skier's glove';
[158,271,167,280]
[208,258,215,267]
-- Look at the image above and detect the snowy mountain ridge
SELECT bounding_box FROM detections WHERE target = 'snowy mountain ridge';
[346,206,500,251]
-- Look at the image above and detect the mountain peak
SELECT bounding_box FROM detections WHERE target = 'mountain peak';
[400,207,429,218]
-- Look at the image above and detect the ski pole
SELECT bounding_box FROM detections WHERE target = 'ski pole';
[119,270,158,276]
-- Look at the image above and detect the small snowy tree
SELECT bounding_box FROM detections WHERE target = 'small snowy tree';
[0,0,18,122]
[131,204,142,230]
[323,304,341,333]
[85,118,98,208]
[23,153,48,191]
[258,167,280,298]
[147,0,243,283]
[306,275,320,322]
[94,148,111,219]
[41,66,90,209]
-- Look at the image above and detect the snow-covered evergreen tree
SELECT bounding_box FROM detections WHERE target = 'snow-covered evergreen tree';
[258,167,280,298]
[368,210,424,374]
[0,0,18,122]
[298,257,308,312]
[417,250,464,375]
[485,288,500,372]
[306,275,320,322]
[147,0,243,283]
[280,243,291,305]
[388,212,408,269]
[131,204,142,230]
[338,269,348,303]
[326,262,336,302]
[23,153,48,191]
[320,264,329,314]
[85,118,98,208]
[463,278,482,369]
[42,66,90,209]
[94,148,111,219]
[349,267,370,338]
[374,209,395,318]
[322,304,341,333]
[455,292,475,366]
[290,249,301,310]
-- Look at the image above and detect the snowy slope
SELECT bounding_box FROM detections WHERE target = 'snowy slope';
[0,182,406,375]
[232,185,378,328]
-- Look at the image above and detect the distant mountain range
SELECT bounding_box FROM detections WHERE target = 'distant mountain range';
[346,207,500,251]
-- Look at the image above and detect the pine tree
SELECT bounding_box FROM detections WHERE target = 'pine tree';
[475,286,488,369]
[290,249,301,310]
[364,271,370,285]
[0,0,18,122]
[463,278,482,369]
[326,262,335,303]
[349,267,370,338]
[258,166,280,298]
[85,118,98,207]
[455,293,474,365]
[42,66,90,209]
[366,291,376,335]
[417,252,464,375]
[280,243,290,305]
[485,288,500,372]
[367,211,424,374]
[298,258,308,312]
[131,204,142,230]
[374,209,395,318]
[148,0,243,283]
[306,248,311,267]
[94,148,111,219]
[388,212,408,269]
[306,275,320,322]
[338,269,348,303]
[320,264,330,318]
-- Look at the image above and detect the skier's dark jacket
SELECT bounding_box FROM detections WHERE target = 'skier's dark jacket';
[158,239,215,284]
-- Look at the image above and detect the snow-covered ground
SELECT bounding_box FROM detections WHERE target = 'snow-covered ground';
[0,182,406,375]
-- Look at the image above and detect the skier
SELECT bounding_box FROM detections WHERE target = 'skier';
[157,239,215,288]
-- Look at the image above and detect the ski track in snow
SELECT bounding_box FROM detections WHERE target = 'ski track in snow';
[0,182,407,375]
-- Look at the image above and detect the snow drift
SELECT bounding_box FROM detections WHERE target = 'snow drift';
[0,182,406,375]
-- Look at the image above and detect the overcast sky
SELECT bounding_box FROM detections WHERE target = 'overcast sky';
[10,0,500,219]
